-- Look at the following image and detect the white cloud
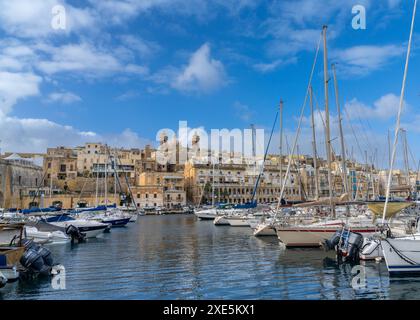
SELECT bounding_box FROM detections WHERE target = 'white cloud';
[0,0,97,38]
[0,115,153,153]
[46,91,82,104]
[233,101,256,122]
[253,57,297,73]
[0,72,42,114]
[36,42,149,77]
[344,94,408,120]
[331,45,404,76]
[172,43,228,93]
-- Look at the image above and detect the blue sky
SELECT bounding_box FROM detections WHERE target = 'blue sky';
[0,0,419,170]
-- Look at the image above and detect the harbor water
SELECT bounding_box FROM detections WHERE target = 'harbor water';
[1,214,420,300]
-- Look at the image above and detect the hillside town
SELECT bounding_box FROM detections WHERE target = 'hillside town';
[1,138,418,212]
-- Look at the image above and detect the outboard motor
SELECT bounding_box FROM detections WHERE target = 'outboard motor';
[65,225,86,243]
[20,248,48,274]
[37,246,53,266]
[347,232,363,261]
[324,230,342,251]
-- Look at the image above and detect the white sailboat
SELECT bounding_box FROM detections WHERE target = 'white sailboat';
[378,0,419,275]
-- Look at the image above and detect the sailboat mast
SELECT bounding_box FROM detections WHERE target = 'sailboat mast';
[212,157,215,207]
[322,25,334,216]
[279,99,284,200]
[332,64,349,199]
[382,0,417,223]
[309,86,319,200]
[105,150,108,206]
[95,158,99,206]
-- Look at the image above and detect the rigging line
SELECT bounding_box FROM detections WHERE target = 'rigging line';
[357,116,374,155]
[407,140,418,170]
[312,90,338,158]
[275,31,322,211]
[382,0,417,223]
[342,106,364,162]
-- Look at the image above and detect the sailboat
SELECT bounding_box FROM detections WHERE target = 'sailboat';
[272,26,378,246]
[379,0,420,275]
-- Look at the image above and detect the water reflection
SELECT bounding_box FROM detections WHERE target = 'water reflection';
[0,215,417,300]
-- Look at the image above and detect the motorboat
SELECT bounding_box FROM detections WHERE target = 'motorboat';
[24,226,70,244]
[194,208,217,220]
[0,223,25,282]
[43,214,109,238]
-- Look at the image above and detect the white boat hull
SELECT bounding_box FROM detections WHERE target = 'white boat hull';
[360,239,383,260]
[226,217,249,227]
[253,223,277,236]
[49,221,107,238]
[381,236,420,274]
[213,216,229,225]
[276,225,376,247]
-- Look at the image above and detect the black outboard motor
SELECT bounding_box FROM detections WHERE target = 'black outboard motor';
[65,225,86,243]
[324,230,342,251]
[37,246,53,266]
[345,232,364,262]
[20,248,49,274]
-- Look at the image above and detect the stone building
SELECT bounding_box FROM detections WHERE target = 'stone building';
[0,154,43,209]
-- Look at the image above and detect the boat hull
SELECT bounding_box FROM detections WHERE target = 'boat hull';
[276,226,377,248]
[213,216,229,225]
[381,237,420,275]
[226,218,249,227]
[253,224,276,236]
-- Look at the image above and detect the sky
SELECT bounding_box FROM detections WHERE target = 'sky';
[0,0,419,170]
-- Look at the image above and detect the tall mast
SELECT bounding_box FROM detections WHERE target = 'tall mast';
[211,157,215,207]
[279,99,284,199]
[105,149,108,206]
[382,0,417,223]
[323,25,334,216]
[332,64,349,197]
[309,86,319,200]
[95,158,99,206]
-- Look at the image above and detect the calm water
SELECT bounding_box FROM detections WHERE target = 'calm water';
[2,214,420,300]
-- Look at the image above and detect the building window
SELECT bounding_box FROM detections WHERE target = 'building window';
[48,162,51,168]
[154,193,157,198]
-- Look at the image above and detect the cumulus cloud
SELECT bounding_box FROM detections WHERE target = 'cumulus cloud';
[0,115,153,153]
[37,42,148,77]
[331,45,404,76]
[344,94,408,120]
[233,101,256,122]
[0,0,97,38]
[172,43,228,93]
[0,72,42,114]
[46,91,82,104]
